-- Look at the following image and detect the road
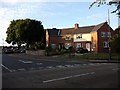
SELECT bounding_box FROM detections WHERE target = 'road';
[2,54,89,73]
[2,54,120,88]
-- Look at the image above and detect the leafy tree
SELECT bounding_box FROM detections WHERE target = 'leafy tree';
[89,0,120,16]
[6,19,45,49]
[112,27,120,52]
[6,20,24,48]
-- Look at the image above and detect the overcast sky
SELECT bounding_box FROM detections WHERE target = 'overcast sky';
[0,0,118,46]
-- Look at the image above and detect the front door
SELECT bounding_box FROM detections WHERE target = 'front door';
[86,43,90,51]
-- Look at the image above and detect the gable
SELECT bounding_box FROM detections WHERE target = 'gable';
[47,29,60,37]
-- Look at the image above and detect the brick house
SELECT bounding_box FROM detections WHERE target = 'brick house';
[46,22,115,53]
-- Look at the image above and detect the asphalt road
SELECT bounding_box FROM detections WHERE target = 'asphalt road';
[2,54,120,88]
[2,54,89,73]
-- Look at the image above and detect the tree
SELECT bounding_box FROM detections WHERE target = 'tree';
[89,0,120,16]
[112,26,120,52]
[6,20,24,48]
[6,19,45,49]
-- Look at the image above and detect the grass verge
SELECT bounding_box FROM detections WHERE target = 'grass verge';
[72,53,120,60]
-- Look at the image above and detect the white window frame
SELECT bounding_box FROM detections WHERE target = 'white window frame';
[65,43,72,49]
[107,32,111,37]
[92,42,96,48]
[65,35,71,40]
[76,43,82,48]
[76,34,82,39]
[101,32,106,37]
[103,41,109,48]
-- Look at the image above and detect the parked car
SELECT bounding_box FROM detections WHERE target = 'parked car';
[3,49,14,54]
[14,49,26,53]
[76,47,88,53]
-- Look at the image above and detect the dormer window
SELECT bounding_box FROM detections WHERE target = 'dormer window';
[65,35,71,40]
[76,34,82,39]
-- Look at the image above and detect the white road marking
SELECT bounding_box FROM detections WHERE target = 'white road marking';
[56,65,65,68]
[112,68,119,71]
[43,72,95,83]
[83,64,87,66]
[65,65,74,67]
[19,60,33,64]
[36,63,43,65]
[46,66,54,69]
[17,68,26,71]
[29,68,35,70]
[11,69,17,72]
[1,64,13,72]
[74,64,81,67]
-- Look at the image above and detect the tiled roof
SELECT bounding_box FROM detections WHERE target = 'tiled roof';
[73,26,95,34]
[60,28,75,35]
[46,22,108,36]
[91,22,107,32]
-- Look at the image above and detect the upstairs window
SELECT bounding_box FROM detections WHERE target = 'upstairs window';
[107,32,111,37]
[101,32,111,38]
[65,35,71,40]
[101,32,106,37]
[76,34,82,39]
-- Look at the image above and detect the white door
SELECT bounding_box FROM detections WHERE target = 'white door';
[86,43,90,51]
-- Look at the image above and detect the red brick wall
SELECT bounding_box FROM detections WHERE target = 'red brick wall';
[97,23,115,53]
[48,37,59,46]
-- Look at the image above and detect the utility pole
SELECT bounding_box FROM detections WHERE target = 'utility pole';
[108,8,111,60]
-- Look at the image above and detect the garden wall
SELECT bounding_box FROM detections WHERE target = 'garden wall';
[26,50,45,56]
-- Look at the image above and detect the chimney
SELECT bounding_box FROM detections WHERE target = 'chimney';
[74,23,79,29]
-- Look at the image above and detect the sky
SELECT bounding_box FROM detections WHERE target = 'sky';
[0,0,119,46]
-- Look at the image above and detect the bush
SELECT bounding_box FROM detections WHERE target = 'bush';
[45,46,52,56]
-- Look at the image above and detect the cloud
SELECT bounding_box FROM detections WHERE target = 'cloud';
[0,2,67,46]
[0,3,44,46]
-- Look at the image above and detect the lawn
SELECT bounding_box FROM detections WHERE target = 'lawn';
[72,53,120,60]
